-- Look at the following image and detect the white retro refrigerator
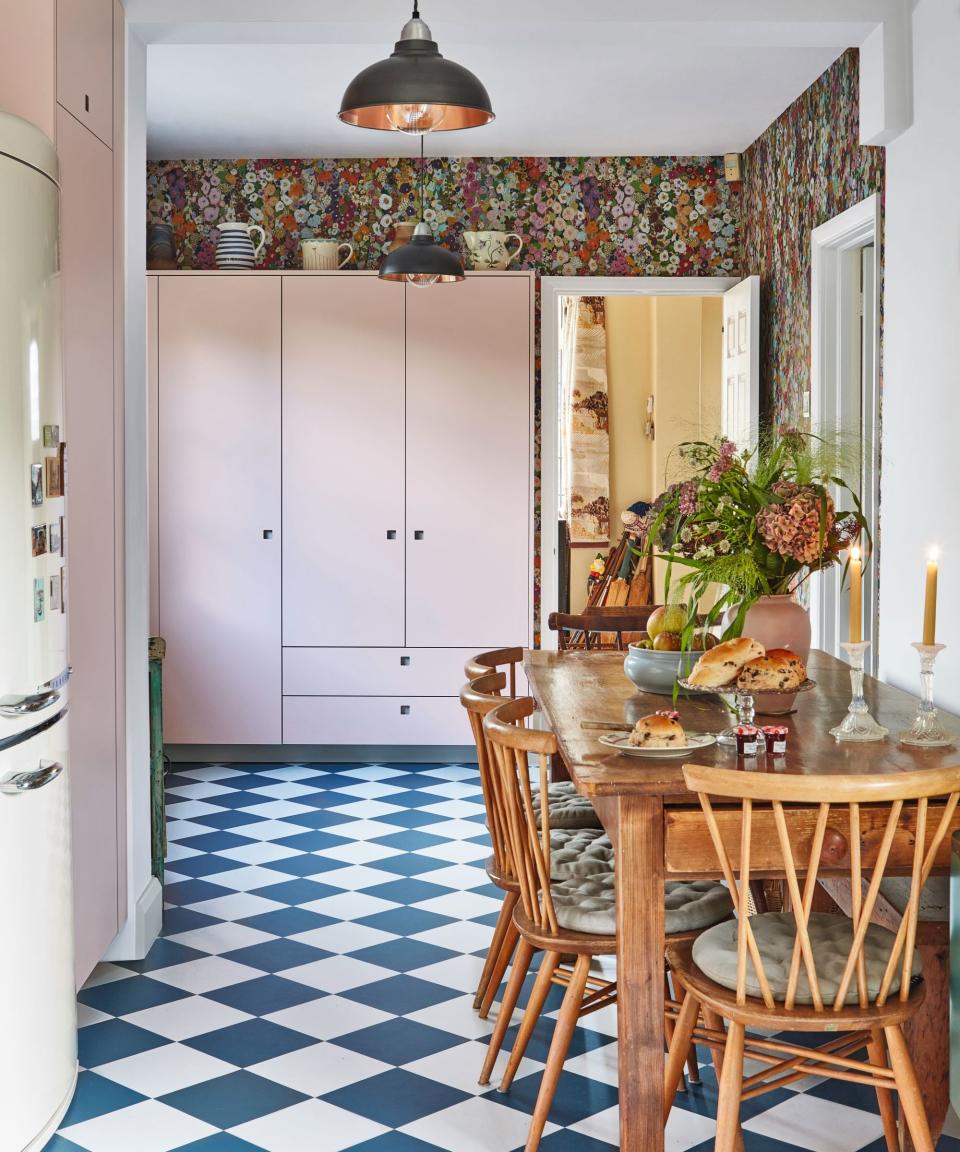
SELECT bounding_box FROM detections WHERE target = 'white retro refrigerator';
[0,114,78,1148]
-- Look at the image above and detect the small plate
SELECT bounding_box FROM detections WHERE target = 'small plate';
[598,732,718,757]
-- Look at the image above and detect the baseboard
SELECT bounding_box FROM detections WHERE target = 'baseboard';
[165,744,479,765]
[103,875,163,962]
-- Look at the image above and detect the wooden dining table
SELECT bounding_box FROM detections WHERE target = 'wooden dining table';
[524,647,960,1152]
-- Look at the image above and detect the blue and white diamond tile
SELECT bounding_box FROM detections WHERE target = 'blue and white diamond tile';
[48,761,960,1152]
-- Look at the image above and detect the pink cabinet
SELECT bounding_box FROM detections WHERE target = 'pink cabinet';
[0,0,56,140]
[158,276,282,744]
[58,105,121,984]
[405,276,532,647]
[57,0,113,147]
[281,276,406,646]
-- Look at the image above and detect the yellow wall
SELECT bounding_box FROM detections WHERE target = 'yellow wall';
[568,294,722,611]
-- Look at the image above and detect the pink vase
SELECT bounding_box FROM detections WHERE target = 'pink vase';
[724,594,811,715]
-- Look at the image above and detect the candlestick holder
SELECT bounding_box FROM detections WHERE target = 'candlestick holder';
[900,643,953,747]
[829,641,888,742]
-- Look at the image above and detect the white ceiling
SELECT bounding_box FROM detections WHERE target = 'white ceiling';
[132,0,888,160]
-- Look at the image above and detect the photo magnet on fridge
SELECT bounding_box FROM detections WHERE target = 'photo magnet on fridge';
[42,424,59,447]
[49,573,61,612]
[48,520,61,554]
[33,578,44,622]
[30,463,43,506]
[45,455,63,498]
[31,525,47,556]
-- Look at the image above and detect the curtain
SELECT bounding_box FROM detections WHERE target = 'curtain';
[562,296,610,544]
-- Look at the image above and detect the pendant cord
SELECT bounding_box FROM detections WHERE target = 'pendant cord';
[412,1,419,17]
[419,135,425,222]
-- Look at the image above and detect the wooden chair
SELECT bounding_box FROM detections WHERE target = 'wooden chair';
[482,696,618,1152]
[663,763,960,1152]
[463,647,523,697]
[548,608,654,651]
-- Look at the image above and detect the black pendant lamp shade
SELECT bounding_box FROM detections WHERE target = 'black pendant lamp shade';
[379,137,464,285]
[339,3,494,133]
[379,222,464,284]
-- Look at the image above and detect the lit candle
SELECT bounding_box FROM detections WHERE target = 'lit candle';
[923,548,939,645]
[849,545,862,644]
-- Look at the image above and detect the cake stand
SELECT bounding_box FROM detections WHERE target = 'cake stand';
[676,678,817,746]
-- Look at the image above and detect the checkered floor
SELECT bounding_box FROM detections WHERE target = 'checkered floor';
[46,761,960,1152]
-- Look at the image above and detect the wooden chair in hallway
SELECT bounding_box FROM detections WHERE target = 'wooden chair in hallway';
[547,608,654,651]
[663,763,960,1152]
[483,698,734,1151]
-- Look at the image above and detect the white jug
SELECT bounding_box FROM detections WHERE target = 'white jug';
[215,222,267,269]
[462,230,524,271]
[300,239,355,270]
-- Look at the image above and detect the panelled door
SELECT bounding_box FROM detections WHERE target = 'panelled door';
[158,276,282,743]
[405,276,531,647]
[281,276,406,647]
[721,275,760,451]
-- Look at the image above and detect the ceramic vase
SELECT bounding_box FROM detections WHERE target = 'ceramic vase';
[724,594,811,715]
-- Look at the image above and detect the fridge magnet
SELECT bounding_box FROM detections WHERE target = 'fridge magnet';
[42,424,59,447]
[31,525,47,556]
[59,441,67,492]
[59,566,65,613]
[45,455,63,498]
[33,578,44,622]
[48,520,61,555]
[49,573,61,612]
[30,463,43,506]
[59,514,64,557]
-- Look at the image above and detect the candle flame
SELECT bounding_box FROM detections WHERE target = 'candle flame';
[850,545,861,562]
[928,546,940,563]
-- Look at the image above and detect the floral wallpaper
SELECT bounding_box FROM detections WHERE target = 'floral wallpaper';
[740,49,884,427]
[147,156,740,278]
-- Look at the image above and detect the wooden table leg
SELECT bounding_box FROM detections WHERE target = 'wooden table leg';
[616,794,665,1152]
[900,940,950,1152]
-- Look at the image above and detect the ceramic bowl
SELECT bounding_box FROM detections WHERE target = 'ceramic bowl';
[623,642,696,696]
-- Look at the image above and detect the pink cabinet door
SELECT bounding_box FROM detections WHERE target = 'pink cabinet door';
[159,276,282,744]
[281,276,406,646]
[58,107,120,985]
[57,0,113,147]
[405,276,532,647]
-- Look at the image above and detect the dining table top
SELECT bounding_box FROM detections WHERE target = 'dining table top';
[524,648,960,800]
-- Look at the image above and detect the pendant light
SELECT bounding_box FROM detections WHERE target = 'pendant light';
[339,2,494,134]
[379,138,464,285]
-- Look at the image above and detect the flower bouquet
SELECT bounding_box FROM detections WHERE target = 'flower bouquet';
[638,430,869,645]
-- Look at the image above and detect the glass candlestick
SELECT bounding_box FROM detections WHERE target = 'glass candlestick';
[830,641,888,742]
[717,690,757,746]
[900,643,953,747]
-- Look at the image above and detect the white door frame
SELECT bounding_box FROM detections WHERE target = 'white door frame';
[809,194,881,666]
[540,275,738,649]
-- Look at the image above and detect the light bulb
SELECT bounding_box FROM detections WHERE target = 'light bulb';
[406,273,440,286]
[386,102,446,134]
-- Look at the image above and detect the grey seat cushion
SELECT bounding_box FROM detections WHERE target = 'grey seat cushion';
[551,868,617,935]
[878,877,949,923]
[551,829,613,880]
[665,881,734,934]
[532,781,603,830]
[692,911,923,1005]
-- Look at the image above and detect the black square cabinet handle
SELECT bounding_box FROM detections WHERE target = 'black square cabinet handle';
[263,530,273,539]
[414,530,424,540]
[386,530,397,540]
[85,94,90,112]
[400,656,411,666]
[400,704,411,715]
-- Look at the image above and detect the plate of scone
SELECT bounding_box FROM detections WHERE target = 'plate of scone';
[599,713,717,757]
[678,638,814,695]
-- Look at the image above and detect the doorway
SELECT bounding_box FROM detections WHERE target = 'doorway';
[541,276,741,643]
[809,195,881,669]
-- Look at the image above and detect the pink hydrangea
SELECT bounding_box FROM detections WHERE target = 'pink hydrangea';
[755,482,835,566]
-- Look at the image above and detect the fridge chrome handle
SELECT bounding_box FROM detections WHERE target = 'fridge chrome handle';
[0,688,61,718]
[0,760,64,794]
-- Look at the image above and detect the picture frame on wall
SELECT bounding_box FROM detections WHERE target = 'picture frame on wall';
[49,573,61,612]
[30,463,43,506]
[45,455,63,498]
[42,424,59,448]
[31,525,47,557]
[49,520,61,555]
[33,578,44,623]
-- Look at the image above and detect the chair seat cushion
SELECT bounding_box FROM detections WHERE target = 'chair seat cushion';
[692,911,923,1005]
[551,868,617,936]
[532,781,603,830]
[664,881,734,935]
[551,829,613,879]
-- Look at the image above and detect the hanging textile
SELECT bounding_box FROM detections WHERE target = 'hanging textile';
[564,296,610,543]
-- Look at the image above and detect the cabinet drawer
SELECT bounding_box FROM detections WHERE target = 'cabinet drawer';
[283,695,470,746]
[283,647,520,697]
